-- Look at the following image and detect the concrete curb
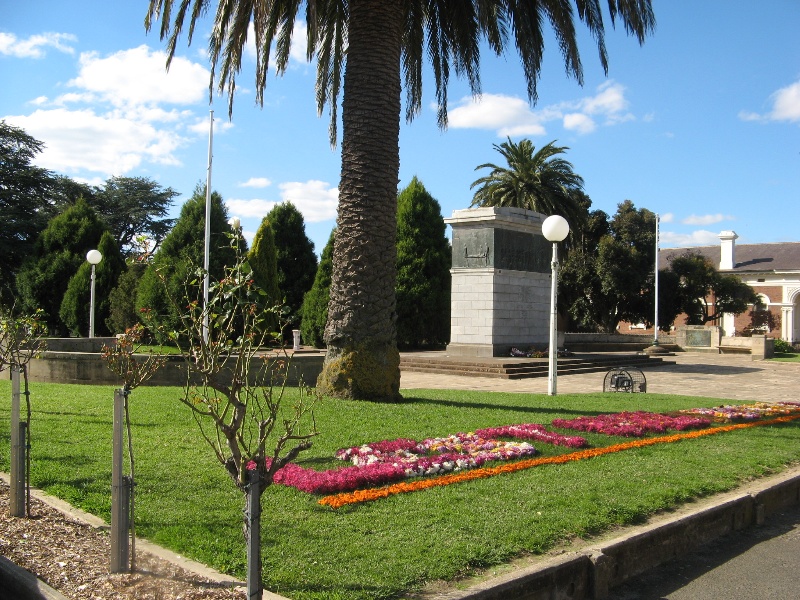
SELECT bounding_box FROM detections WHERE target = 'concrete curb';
[429,465,800,600]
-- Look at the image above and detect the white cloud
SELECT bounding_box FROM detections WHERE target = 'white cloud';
[447,93,546,136]
[682,213,733,226]
[770,80,800,122]
[563,113,596,134]
[278,180,338,222]
[446,81,635,137]
[239,177,272,188]
[0,32,76,58]
[740,78,800,123]
[659,213,674,223]
[67,46,209,108]
[6,42,218,177]
[226,180,338,224]
[187,115,234,136]
[6,108,186,174]
[579,81,628,115]
[659,230,721,247]
[226,198,280,218]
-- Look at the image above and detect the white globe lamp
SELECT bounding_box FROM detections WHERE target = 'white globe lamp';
[541,215,569,396]
[86,250,103,338]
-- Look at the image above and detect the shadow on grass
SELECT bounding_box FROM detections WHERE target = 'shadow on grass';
[397,394,601,416]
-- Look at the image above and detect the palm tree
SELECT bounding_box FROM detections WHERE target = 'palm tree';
[471,138,586,229]
[145,1,656,402]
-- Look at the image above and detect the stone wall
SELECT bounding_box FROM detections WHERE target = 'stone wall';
[25,351,325,387]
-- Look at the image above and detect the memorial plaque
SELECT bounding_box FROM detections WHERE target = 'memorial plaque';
[495,229,550,273]
[685,328,712,347]
[452,227,550,273]
[452,227,494,268]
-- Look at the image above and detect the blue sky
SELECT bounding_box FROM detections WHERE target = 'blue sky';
[2,1,799,256]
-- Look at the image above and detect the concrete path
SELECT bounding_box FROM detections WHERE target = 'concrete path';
[400,352,800,404]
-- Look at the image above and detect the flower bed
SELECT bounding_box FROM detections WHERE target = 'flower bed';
[678,402,800,422]
[552,411,711,437]
[273,432,539,494]
[271,406,800,504]
[474,423,587,448]
[319,413,800,508]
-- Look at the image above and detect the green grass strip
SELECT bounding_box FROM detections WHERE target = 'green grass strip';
[2,381,800,599]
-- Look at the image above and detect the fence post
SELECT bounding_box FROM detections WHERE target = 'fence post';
[246,469,262,600]
[110,389,130,572]
[9,365,26,517]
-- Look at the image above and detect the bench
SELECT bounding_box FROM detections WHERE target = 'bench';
[719,345,751,355]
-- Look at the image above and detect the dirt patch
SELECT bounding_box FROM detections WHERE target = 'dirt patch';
[0,480,245,599]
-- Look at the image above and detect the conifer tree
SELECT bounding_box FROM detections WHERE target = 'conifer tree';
[248,217,281,335]
[301,229,335,348]
[60,230,126,336]
[266,202,317,336]
[15,198,107,334]
[136,185,237,338]
[396,178,451,348]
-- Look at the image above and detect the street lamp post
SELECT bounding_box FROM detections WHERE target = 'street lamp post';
[203,110,214,344]
[86,249,103,338]
[542,215,570,396]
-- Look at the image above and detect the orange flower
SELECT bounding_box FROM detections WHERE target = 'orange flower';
[318,414,800,509]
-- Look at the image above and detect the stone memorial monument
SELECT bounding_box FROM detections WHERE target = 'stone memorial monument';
[444,206,554,357]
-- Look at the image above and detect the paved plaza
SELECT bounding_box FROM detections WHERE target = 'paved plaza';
[400,351,799,404]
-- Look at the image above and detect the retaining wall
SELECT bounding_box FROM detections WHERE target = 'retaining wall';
[24,350,325,388]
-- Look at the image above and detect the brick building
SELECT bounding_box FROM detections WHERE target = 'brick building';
[657,231,800,343]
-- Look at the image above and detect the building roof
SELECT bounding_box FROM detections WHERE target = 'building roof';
[659,242,800,273]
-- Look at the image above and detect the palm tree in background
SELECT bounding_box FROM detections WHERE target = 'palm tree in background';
[145,0,656,401]
[471,138,586,229]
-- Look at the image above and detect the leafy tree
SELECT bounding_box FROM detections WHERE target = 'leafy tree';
[667,252,760,325]
[15,198,108,335]
[266,202,317,335]
[143,233,316,599]
[146,0,656,401]
[248,217,281,334]
[59,231,126,336]
[560,200,662,333]
[470,138,585,230]
[301,229,336,349]
[136,185,237,338]
[106,262,148,334]
[396,177,450,348]
[93,176,178,255]
[0,121,60,295]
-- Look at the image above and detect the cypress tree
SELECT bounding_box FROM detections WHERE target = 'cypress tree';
[60,230,126,336]
[266,202,317,335]
[396,177,451,348]
[15,198,107,335]
[300,229,335,348]
[248,217,281,335]
[136,185,236,339]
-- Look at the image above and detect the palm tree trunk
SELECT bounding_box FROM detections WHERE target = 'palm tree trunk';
[318,0,403,401]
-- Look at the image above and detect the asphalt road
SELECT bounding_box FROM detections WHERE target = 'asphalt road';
[606,507,800,600]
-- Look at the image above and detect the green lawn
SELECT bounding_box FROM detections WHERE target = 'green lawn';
[770,351,800,363]
[1,381,799,599]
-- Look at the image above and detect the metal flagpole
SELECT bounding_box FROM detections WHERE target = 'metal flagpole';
[654,214,660,346]
[203,110,214,344]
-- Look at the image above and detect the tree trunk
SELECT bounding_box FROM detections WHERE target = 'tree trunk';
[318,0,403,401]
